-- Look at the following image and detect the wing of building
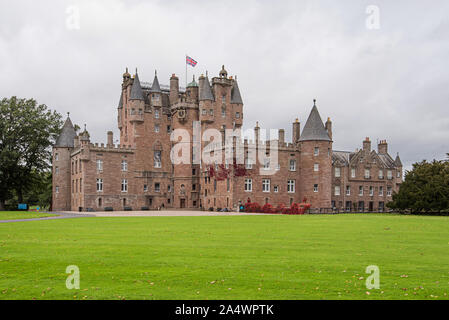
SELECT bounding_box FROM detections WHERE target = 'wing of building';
[52,66,403,212]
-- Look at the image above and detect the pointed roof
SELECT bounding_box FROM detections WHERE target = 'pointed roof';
[394,153,403,167]
[55,115,77,148]
[130,72,144,101]
[299,100,331,142]
[118,92,123,108]
[231,78,243,104]
[150,71,162,93]
[199,75,214,101]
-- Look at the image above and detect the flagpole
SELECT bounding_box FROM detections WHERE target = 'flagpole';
[185,54,188,90]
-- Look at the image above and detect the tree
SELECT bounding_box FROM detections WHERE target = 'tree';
[387,159,449,213]
[0,97,62,210]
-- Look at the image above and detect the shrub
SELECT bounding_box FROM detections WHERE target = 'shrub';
[245,202,262,213]
[262,203,274,214]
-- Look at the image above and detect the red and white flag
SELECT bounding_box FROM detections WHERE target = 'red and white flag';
[186,55,197,67]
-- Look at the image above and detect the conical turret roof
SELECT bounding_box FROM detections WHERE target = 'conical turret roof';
[150,71,162,93]
[231,79,243,104]
[55,116,77,147]
[199,75,214,101]
[130,72,144,101]
[299,101,331,142]
[394,154,403,167]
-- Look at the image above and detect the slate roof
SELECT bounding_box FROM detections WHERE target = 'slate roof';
[150,72,162,93]
[332,151,353,165]
[377,153,396,168]
[130,73,145,101]
[199,76,214,101]
[299,104,331,142]
[55,117,76,148]
[231,79,243,104]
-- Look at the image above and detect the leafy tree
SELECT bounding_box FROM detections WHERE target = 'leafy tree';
[0,97,62,210]
[388,159,449,213]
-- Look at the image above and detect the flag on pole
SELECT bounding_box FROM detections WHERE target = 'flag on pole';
[186,55,197,67]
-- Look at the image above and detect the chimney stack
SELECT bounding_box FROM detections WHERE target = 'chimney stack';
[378,139,388,154]
[292,118,300,143]
[325,117,332,140]
[278,129,285,145]
[363,137,371,152]
[107,131,113,147]
[169,74,179,105]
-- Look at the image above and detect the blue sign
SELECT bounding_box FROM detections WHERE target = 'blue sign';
[18,204,27,210]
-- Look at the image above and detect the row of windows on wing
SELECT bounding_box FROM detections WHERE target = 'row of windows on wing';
[95,154,162,171]
[201,108,241,119]
[334,167,400,179]
[94,178,171,193]
[333,200,387,211]
[242,179,297,193]
[333,185,393,197]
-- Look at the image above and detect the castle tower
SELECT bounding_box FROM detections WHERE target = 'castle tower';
[52,114,77,211]
[299,100,332,208]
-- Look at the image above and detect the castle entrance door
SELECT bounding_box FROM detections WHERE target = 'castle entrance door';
[180,199,186,208]
[369,201,374,212]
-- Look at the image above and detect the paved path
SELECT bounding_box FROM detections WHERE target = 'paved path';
[0,210,267,223]
[0,212,95,223]
[59,210,266,217]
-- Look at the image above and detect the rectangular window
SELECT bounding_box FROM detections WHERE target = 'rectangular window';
[155,109,160,118]
[365,169,370,179]
[287,180,295,193]
[351,168,356,178]
[263,159,270,170]
[378,170,384,179]
[359,186,363,196]
[387,170,393,179]
[55,166,59,175]
[314,163,319,172]
[262,179,270,192]
[235,112,240,118]
[96,178,103,192]
[221,108,226,118]
[289,160,296,171]
[274,185,279,193]
[387,186,392,196]
[313,184,318,193]
[154,151,162,168]
[379,186,384,196]
[244,179,252,192]
[167,185,171,192]
[227,179,230,192]
[369,186,374,196]
[397,171,401,178]
[335,186,341,196]
[55,186,59,193]
[314,147,319,156]
[121,160,128,171]
[335,167,341,177]
[155,183,160,192]
[55,153,59,161]
[155,124,160,133]
[96,159,103,171]
[121,179,128,192]
[245,159,253,169]
[167,125,171,133]
[346,185,351,196]
[144,184,148,192]
[209,109,214,116]
[202,109,207,115]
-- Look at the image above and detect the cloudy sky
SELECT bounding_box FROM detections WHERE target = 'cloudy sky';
[1,0,448,169]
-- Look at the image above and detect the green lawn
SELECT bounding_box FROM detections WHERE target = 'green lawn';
[0,211,57,220]
[0,214,448,300]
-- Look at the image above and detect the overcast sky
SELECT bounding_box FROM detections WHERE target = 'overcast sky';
[1,0,448,170]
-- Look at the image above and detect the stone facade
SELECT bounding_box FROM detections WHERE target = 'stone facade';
[52,66,403,212]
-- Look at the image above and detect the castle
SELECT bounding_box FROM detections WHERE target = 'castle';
[52,65,403,212]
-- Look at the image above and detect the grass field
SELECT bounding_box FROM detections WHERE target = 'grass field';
[0,214,448,300]
[0,211,57,220]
